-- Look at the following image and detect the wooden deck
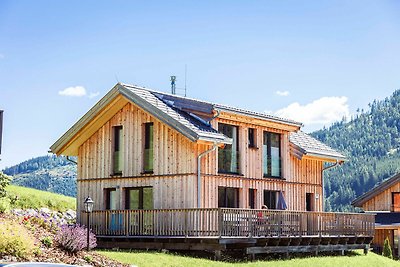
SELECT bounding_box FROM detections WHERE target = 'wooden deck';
[82,208,375,257]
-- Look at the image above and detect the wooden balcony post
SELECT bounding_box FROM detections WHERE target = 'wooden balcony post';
[218,208,223,238]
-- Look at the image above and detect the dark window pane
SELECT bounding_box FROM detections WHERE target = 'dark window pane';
[143,123,154,172]
[218,124,239,173]
[249,189,255,209]
[263,132,281,177]
[113,126,123,174]
[218,187,239,208]
[248,128,255,148]
[264,190,277,209]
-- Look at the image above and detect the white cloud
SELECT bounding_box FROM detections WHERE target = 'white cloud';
[276,90,290,96]
[88,92,100,99]
[59,86,87,97]
[274,96,350,126]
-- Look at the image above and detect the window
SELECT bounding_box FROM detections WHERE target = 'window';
[218,187,239,208]
[392,193,400,212]
[248,128,256,148]
[125,187,154,210]
[113,126,123,175]
[249,189,256,209]
[263,132,281,177]
[218,123,240,174]
[105,188,117,210]
[306,193,314,211]
[143,123,154,173]
[263,190,278,209]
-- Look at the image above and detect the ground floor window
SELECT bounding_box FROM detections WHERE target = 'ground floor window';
[306,193,314,211]
[125,187,153,210]
[249,189,256,209]
[263,190,278,210]
[218,187,239,208]
[105,188,117,210]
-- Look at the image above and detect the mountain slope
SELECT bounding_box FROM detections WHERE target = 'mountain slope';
[2,155,77,197]
[312,89,400,211]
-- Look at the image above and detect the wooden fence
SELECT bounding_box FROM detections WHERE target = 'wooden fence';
[81,208,375,238]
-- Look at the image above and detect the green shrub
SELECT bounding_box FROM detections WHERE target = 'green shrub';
[0,172,11,198]
[383,236,393,259]
[0,198,11,213]
[41,236,53,248]
[0,218,35,259]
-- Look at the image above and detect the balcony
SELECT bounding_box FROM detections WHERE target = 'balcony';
[81,208,374,255]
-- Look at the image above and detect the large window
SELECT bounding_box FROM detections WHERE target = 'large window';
[263,190,278,210]
[113,126,123,175]
[125,187,154,210]
[143,123,154,173]
[218,187,239,208]
[263,132,281,177]
[105,188,117,210]
[218,123,240,174]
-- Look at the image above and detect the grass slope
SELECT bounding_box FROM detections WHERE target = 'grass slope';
[6,184,76,211]
[99,250,400,267]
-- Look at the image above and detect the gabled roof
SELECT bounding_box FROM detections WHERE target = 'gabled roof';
[352,173,400,207]
[51,82,345,162]
[50,83,230,156]
[289,131,346,161]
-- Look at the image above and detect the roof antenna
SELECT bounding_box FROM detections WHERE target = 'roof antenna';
[115,74,120,83]
[184,64,187,97]
[170,76,176,95]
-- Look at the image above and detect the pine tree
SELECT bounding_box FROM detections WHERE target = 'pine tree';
[383,236,393,259]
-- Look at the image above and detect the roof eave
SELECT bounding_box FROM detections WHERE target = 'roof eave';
[50,85,121,155]
[214,106,303,128]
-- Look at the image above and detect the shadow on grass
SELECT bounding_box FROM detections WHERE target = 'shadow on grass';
[96,248,365,264]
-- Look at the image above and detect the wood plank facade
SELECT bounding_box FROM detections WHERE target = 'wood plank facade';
[76,99,326,219]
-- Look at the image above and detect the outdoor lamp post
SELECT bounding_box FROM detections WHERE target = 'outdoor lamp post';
[84,196,94,252]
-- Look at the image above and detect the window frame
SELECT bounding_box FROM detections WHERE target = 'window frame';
[112,125,123,176]
[263,190,278,210]
[218,187,239,208]
[125,186,154,210]
[248,128,257,148]
[262,131,282,178]
[143,122,154,173]
[105,188,117,210]
[218,123,240,175]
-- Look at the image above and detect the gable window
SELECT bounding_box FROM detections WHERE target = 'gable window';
[218,187,239,208]
[105,188,117,210]
[125,187,154,210]
[218,123,240,174]
[113,126,123,175]
[264,190,278,210]
[143,122,154,173]
[263,132,281,178]
[248,128,257,148]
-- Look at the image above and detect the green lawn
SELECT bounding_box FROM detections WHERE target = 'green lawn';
[98,250,400,267]
[5,185,76,211]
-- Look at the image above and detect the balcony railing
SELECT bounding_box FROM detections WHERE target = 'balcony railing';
[81,208,375,238]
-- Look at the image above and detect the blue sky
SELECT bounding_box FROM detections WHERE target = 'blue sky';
[1,1,400,168]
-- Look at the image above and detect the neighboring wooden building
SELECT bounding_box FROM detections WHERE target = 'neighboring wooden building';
[50,83,374,255]
[352,173,400,257]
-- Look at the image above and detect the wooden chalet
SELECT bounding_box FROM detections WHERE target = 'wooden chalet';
[352,173,400,257]
[50,83,374,257]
